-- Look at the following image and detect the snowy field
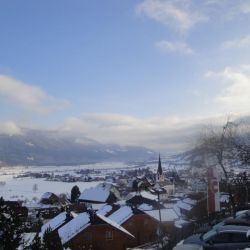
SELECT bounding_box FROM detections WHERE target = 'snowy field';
[0,175,101,201]
[0,161,156,201]
[0,162,134,201]
[0,160,176,202]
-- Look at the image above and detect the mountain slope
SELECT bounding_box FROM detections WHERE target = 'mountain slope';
[0,129,155,166]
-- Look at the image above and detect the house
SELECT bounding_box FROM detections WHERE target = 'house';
[148,186,168,200]
[78,183,120,205]
[40,192,60,205]
[25,202,61,219]
[107,205,160,248]
[40,210,75,237]
[143,208,179,245]
[58,211,134,250]
[160,180,175,197]
[126,192,162,210]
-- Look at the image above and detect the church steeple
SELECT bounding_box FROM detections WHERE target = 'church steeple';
[157,154,163,176]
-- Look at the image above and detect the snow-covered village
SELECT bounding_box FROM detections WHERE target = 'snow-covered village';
[2,0,250,249]
[1,137,250,250]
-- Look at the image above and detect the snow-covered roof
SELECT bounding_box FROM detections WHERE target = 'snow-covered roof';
[140,191,158,200]
[24,202,59,209]
[176,200,193,211]
[97,204,113,216]
[108,206,133,225]
[127,191,157,201]
[79,183,111,202]
[145,208,179,222]
[173,204,181,217]
[58,213,90,245]
[97,213,134,238]
[91,203,107,211]
[115,200,126,206]
[138,203,153,211]
[40,211,69,236]
[174,219,189,229]
[182,198,197,206]
[41,192,55,200]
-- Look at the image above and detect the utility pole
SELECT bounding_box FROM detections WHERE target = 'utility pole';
[156,187,163,249]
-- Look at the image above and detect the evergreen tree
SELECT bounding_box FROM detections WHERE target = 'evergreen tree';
[70,185,80,202]
[0,197,23,249]
[43,227,63,250]
[29,234,44,250]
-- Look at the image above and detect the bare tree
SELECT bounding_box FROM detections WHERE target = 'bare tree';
[33,183,38,193]
[233,121,250,166]
[193,121,238,215]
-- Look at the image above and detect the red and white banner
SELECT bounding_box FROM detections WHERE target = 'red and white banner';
[207,167,220,214]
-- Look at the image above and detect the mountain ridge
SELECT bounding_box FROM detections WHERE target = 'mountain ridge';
[0,129,156,166]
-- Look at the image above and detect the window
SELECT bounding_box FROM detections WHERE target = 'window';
[105,231,113,240]
[144,219,149,226]
[231,233,248,243]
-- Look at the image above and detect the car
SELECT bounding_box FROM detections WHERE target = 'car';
[173,244,203,250]
[197,211,250,234]
[182,225,250,250]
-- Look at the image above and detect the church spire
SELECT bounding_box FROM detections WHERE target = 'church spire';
[157,154,163,176]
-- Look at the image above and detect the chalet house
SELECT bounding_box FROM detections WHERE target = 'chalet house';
[40,192,60,205]
[160,180,175,198]
[148,186,168,201]
[25,202,61,219]
[175,199,194,217]
[107,205,159,248]
[40,210,75,238]
[126,192,163,210]
[58,211,134,250]
[143,208,179,235]
[78,183,120,205]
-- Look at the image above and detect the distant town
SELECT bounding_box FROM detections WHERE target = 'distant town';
[1,154,250,250]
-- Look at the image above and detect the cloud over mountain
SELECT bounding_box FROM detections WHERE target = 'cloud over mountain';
[0,75,69,114]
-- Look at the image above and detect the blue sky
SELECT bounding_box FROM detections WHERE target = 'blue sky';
[0,0,250,151]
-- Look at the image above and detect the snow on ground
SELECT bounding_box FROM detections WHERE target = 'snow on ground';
[0,162,137,201]
[0,174,101,201]
[0,160,169,202]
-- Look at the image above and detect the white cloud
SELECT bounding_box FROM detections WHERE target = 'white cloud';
[0,121,22,136]
[205,65,250,113]
[136,0,250,34]
[156,40,194,55]
[222,35,250,49]
[136,0,206,33]
[0,75,69,114]
[240,1,250,14]
[61,113,231,152]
